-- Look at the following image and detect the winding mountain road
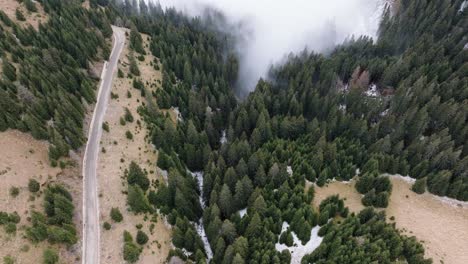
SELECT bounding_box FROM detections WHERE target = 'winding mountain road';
[82,26,125,264]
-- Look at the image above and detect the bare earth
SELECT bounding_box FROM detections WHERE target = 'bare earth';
[0,130,82,263]
[0,0,48,30]
[313,177,468,264]
[98,30,172,264]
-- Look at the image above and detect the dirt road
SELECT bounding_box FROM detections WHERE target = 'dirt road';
[82,26,125,264]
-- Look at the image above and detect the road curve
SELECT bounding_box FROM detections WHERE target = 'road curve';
[82,26,125,264]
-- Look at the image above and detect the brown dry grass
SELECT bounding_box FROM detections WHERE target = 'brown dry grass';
[0,0,48,30]
[313,177,468,264]
[0,130,82,264]
[98,30,172,264]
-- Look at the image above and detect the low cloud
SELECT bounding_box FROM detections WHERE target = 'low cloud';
[152,0,387,94]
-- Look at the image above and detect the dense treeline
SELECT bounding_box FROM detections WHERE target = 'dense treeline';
[0,0,112,163]
[231,0,468,200]
[108,0,461,262]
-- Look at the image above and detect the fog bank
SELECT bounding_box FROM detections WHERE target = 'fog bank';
[153,0,389,94]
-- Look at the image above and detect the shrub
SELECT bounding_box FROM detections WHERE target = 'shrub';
[110,208,123,222]
[123,230,133,242]
[24,0,38,12]
[126,131,133,140]
[102,122,109,132]
[132,79,144,90]
[136,230,148,245]
[43,248,59,264]
[412,178,426,194]
[124,108,134,123]
[4,223,16,234]
[118,68,124,78]
[126,162,149,191]
[103,222,111,230]
[127,185,152,213]
[8,212,20,223]
[9,187,19,198]
[120,117,126,126]
[16,8,25,21]
[3,255,15,264]
[28,179,40,193]
[123,242,140,263]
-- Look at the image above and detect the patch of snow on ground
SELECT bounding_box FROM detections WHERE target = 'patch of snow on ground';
[365,83,379,97]
[339,104,347,112]
[190,171,213,259]
[464,43,468,50]
[220,130,227,144]
[459,0,467,12]
[238,208,247,218]
[435,195,468,209]
[380,108,389,116]
[287,166,293,176]
[194,221,213,259]
[356,168,361,175]
[275,222,323,264]
[159,168,168,184]
[172,106,183,122]
[384,173,416,184]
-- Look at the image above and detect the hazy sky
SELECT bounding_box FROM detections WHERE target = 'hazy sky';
[152,0,388,93]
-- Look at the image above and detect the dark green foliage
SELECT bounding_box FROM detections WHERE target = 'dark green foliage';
[118,68,124,78]
[412,178,427,194]
[103,222,111,230]
[3,255,14,264]
[15,8,25,21]
[129,52,140,76]
[9,187,19,197]
[125,130,133,140]
[123,241,141,263]
[102,122,109,132]
[124,108,134,123]
[26,185,77,245]
[24,0,38,12]
[303,208,431,263]
[136,230,148,245]
[126,161,149,191]
[123,230,133,242]
[110,207,123,222]
[4,223,16,234]
[129,26,146,55]
[127,185,152,213]
[0,1,112,159]
[115,0,463,262]
[28,179,40,193]
[122,230,141,263]
[43,248,58,264]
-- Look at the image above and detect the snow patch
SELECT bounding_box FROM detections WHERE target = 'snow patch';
[159,168,168,184]
[435,195,468,209]
[287,166,293,176]
[194,221,213,259]
[384,173,416,184]
[365,83,379,97]
[220,130,227,144]
[380,108,389,116]
[339,104,347,112]
[459,0,467,12]
[189,171,213,259]
[275,222,323,264]
[171,106,183,122]
[238,208,247,218]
